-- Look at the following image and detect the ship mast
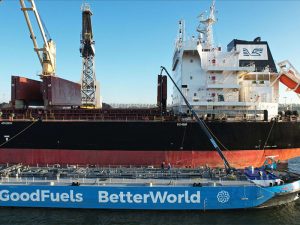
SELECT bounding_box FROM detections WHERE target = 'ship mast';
[197,0,217,50]
[176,19,185,49]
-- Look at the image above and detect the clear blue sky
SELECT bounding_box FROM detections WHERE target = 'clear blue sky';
[1,0,300,104]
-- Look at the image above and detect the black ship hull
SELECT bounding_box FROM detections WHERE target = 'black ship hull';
[1,120,300,168]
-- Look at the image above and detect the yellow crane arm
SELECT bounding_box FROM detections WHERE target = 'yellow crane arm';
[19,0,56,76]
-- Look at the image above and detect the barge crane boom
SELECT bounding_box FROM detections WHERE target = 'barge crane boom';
[160,66,232,173]
[19,0,56,76]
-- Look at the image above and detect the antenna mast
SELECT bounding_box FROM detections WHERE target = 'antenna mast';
[197,0,217,49]
[176,20,185,49]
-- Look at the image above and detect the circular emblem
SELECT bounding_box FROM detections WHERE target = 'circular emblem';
[217,191,230,203]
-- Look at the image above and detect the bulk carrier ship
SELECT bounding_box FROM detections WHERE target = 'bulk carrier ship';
[1,0,300,169]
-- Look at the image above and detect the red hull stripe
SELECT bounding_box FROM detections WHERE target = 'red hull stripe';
[1,148,300,168]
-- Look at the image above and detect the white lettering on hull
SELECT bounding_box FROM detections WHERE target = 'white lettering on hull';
[0,190,83,203]
[98,191,201,204]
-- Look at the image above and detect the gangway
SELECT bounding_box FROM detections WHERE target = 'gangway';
[275,60,300,95]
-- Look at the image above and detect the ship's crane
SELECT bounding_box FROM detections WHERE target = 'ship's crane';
[19,0,56,76]
[80,3,100,108]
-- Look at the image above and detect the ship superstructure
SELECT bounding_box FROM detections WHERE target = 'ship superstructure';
[172,0,279,120]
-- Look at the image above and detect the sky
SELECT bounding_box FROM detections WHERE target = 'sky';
[0,0,300,104]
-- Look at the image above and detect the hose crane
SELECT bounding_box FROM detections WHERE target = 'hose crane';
[160,66,233,173]
[19,0,56,76]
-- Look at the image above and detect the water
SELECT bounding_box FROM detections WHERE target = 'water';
[1,158,299,225]
[1,204,300,225]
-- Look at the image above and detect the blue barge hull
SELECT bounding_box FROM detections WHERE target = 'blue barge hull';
[0,180,299,210]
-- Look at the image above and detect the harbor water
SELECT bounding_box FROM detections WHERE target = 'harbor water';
[0,158,299,225]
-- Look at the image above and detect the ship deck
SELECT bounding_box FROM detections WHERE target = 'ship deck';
[0,177,254,187]
[0,108,298,122]
[0,108,175,122]
[0,164,253,187]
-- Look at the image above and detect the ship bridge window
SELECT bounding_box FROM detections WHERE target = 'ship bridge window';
[258,74,269,81]
[218,94,224,102]
[194,93,197,96]
[244,75,256,80]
